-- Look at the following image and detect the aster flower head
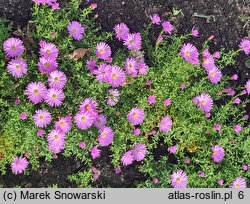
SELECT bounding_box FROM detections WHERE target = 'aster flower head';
[207,67,222,84]
[7,58,27,78]
[133,128,141,136]
[79,141,86,149]
[125,57,138,75]
[169,146,177,154]
[245,79,250,94]
[164,98,171,106]
[95,42,111,61]
[124,33,142,50]
[191,26,199,37]
[196,93,213,113]
[211,145,224,163]
[91,146,101,159]
[127,108,145,125]
[48,140,65,153]
[214,124,221,131]
[95,63,111,82]
[231,177,247,188]
[11,156,28,174]
[234,124,242,133]
[26,82,47,104]
[33,109,52,128]
[106,89,119,106]
[98,126,114,146]
[20,112,28,120]
[114,22,130,41]
[132,143,147,161]
[159,116,173,132]
[45,88,65,107]
[107,65,126,87]
[67,21,85,41]
[54,117,72,133]
[40,42,58,59]
[37,129,44,137]
[74,111,94,130]
[148,95,156,104]
[48,70,67,89]
[171,170,188,188]
[138,62,149,75]
[121,150,134,166]
[180,43,199,65]
[47,129,65,144]
[86,59,97,73]
[239,39,250,55]
[3,37,25,57]
[79,98,98,114]
[150,13,161,25]
[38,57,58,74]
[94,114,107,129]
[162,21,174,35]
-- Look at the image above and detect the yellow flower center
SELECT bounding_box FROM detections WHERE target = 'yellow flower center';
[213,151,218,156]
[34,89,39,95]
[112,74,117,80]
[132,113,138,117]
[54,135,59,139]
[129,40,135,45]
[176,178,181,183]
[39,116,44,120]
[210,72,215,77]
[99,49,105,54]
[60,122,65,127]
[54,77,59,82]
[81,117,86,121]
[11,45,17,51]
[236,183,240,187]
[45,63,50,68]
[72,29,77,33]
[52,94,57,99]
[15,64,21,70]
[204,59,208,64]
[102,133,107,138]
[201,100,206,105]
[185,51,191,57]
[46,50,51,55]
[85,105,91,110]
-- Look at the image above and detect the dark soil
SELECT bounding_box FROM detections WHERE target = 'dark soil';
[0,0,249,187]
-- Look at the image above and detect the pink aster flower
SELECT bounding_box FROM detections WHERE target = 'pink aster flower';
[180,43,199,65]
[67,21,85,41]
[15,98,21,105]
[171,170,188,188]
[47,129,65,144]
[127,108,145,125]
[234,124,242,133]
[37,129,44,137]
[54,117,72,133]
[38,57,58,74]
[159,116,173,132]
[7,58,27,78]
[133,128,140,136]
[20,112,27,120]
[115,167,121,174]
[180,83,185,90]
[164,98,171,106]
[234,97,241,104]
[202,56,215,71]
[207,67,222,84]
[191,26,199,37]
[40,42,58,59]
[169,146,177,154]
[214,124,221,131]
[74,111,94,130]
[213,51,220,58]
[48,70,67,89]
[242,165,248,171]
[48,140,65,153]
[3,37,24,57]
[86,59,97,74]
[218,179,224,186]
[157,35,163,43]
[26,82,47,104]
[98,126,114,146]
[95,63,111,82]
[196,93,213,113]
[107,65,126,87]
[231,74,238,81]
[125,58,138,75]
[79,141,86,149]
[94,114,107,129]
[132,143,147,161]
[205,112,211,118]
[33,109,52,128]
[52,2,60,10]
[124,33,142,50]
[95,42,111,61]
[153,178,159,184]
[150,13,161,25]
[245,79,250,94]
[114,22,129,41]
[107,89,120,106]
[138,62,149,75]
[162,21,174,35]
[148,95,156,104]
[45,88,65,107]
[79,98,98,113]
[239,39,250,55]
[198,172,205,177]
[211,145,224,163]
[185,159,190,164]
[11,156,28,174]
[121,150,134,166]
[231,177,247,188]
[91,146,101,159]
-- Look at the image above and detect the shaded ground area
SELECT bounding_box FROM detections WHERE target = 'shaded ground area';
[0,0,249,187]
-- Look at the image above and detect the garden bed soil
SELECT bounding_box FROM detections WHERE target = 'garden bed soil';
[0,0,249,187]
